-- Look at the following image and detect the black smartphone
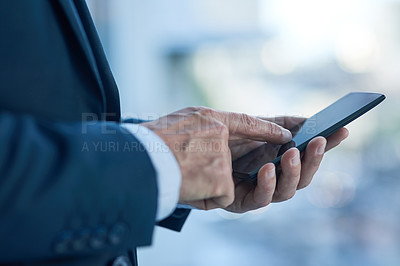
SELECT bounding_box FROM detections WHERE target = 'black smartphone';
[232,92,386,181]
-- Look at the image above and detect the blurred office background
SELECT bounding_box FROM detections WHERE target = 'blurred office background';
[86,0,400,265]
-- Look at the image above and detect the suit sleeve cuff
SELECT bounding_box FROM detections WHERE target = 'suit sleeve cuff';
[121,123,181,221]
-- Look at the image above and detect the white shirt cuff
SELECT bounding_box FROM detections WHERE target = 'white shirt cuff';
[121,123,181,221]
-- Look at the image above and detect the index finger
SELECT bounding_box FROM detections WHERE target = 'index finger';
[259,116,306,129]
[215,111,292,143]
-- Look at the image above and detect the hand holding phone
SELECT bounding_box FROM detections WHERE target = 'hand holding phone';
[232,92,385,181]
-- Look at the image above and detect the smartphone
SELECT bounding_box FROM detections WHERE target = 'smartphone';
[232,92,386,181]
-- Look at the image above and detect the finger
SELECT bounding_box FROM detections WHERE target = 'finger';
[259,116,306,129]
[225,163,276,213]
[272,148,301,202]
[297,137,326,189]
[215,111,292,143]
[261,116,349,151]
[325,127,349,152]
[249,163,276,208]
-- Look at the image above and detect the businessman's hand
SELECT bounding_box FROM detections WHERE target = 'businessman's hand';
[225,116,349,213]
[143,110,348,212]
[142,107,292,210]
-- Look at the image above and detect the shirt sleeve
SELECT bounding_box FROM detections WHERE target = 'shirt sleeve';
[121,123,181,221]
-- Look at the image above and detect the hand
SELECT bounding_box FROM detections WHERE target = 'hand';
[225,116,349,213]
[142,107,292,210]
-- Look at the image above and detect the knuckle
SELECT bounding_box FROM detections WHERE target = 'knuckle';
[273,188,295,202]
[270,123,283,138]
[219,184,235,207]
[224,193,235,207]
[191,106,206,112]
[239,113,258,130]
[305,179,312,187]
[191,112,204,127]
[300,176,314,189]
[215,123,229,137]
[262,122,274,137]
[286,191,296,200]
[298,180,311,190]
[256,199,271,208]
[197,106,216,117]
[187,106,207,117]
[183,106,196,113]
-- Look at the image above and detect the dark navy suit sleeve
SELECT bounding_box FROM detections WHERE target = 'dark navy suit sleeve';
[0,0,190,263]
[0,112,158,263]
[157,209,191,232]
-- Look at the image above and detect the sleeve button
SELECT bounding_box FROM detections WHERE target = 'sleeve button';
[71,228,90,251]
[53,230,73,254]
[89,225,107,249]
[108,223,128,245]
[111,256,131,266]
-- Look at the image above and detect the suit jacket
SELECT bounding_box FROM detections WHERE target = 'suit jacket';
[0,0,190,265]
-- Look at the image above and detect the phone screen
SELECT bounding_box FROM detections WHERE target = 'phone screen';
[232,92,385,181]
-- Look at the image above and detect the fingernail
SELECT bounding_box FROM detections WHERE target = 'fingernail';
[266,165,275,178]
[282,129,292,141]
[291,153,300,166]
[316,142,326,155]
